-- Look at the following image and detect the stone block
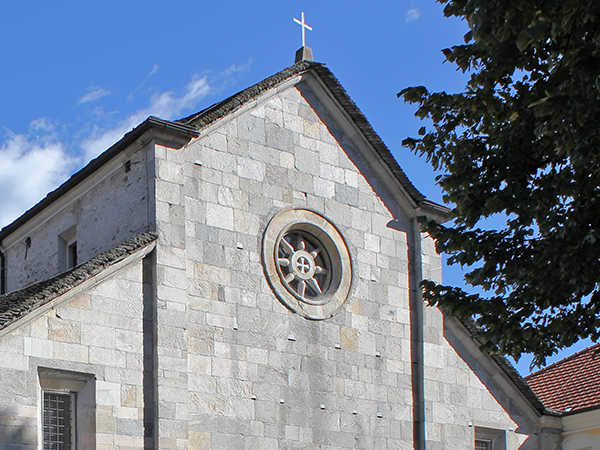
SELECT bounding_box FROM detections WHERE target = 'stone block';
[200,146,236,173]
[237,157,266,182]
[51,341,87,363]
[237,114,266,145]
[313,178,335,199]
[68,294,92,310]
[156,180,182,205]
[294,148,320,176]
[89,347,127,368]
[157,160,184,184]
[189,431,211,450]
[81,323,115,349]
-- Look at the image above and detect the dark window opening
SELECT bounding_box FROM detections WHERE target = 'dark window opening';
[475,426,505,450]
[67,242,77,269]
[43,392,75,450]
[475,440,492,450]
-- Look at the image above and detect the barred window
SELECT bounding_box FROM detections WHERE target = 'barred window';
[475,438,493,450]
[43,392,75,450]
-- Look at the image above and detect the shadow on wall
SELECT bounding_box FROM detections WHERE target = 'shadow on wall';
[0,404,37,448]
[444,322,540,450]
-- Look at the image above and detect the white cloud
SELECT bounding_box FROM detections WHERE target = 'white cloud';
[0,61,253,228]
[128,64,161,100]
[29,118,55,132]
[79,60,253,162]
[80,75,213,161]
[0,129,76,227]
[78,86,111,104]
[405,8,421,23]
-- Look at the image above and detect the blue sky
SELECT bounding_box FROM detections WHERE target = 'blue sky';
[0,1,590,374]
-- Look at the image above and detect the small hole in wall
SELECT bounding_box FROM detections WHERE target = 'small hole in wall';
[124,160,131,172]
[24,237,32,260]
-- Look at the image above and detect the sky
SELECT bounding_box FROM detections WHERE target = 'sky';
[0,1,591,375]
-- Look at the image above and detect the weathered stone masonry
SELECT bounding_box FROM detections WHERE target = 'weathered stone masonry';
[0,61,563,450]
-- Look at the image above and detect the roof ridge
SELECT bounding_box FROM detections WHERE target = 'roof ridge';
[175,60,432,207]
[176,60,319,129]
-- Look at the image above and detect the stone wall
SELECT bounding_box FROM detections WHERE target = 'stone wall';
[153,79,418,449]
[0,257,149,450]
[421,231,557,450]
[0,69,557,450]
[2,143,152,293]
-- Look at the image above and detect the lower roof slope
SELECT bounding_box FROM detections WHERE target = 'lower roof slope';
[525,343,600,414]
[0,232,157,331]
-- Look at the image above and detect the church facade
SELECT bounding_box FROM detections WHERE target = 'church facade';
[0,60,562,449]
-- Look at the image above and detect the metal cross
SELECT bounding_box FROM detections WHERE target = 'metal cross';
[293,12,312,47]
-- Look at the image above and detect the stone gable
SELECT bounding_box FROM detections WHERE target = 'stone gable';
[0,63,562,450]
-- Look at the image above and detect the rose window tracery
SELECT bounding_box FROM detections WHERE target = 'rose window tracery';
[277,230,331,305]
[262,209,352,320]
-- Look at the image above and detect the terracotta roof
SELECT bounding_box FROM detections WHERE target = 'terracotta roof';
[0,232,157,331]
[525,343,600,414]
[178,60,439,210]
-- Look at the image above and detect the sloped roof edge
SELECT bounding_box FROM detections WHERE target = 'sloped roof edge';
[178,61,445,213]
[310,64,429,206]
[0,232,157,331]
[0,62,447,244]
[489,353,560,416]
[448,316,560,417]
[0,117,198,242]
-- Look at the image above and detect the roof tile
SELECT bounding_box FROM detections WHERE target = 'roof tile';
[525,343,600,413]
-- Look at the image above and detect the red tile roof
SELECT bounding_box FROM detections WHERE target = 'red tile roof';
[525,343,600,414]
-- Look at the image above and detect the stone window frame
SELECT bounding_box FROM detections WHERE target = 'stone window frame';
[58,226,77,272]
[38,367,95,450]
[475,427,506,450]
[262,208,353,320]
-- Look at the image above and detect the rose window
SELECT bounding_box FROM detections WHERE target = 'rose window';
[263,209,353,320]
[277,230,332,305]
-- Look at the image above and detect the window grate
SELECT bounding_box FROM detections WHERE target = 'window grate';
[43,392,72,450]
[475,439,492,450]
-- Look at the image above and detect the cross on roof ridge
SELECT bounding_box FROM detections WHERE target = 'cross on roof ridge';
[293,11,312,47]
